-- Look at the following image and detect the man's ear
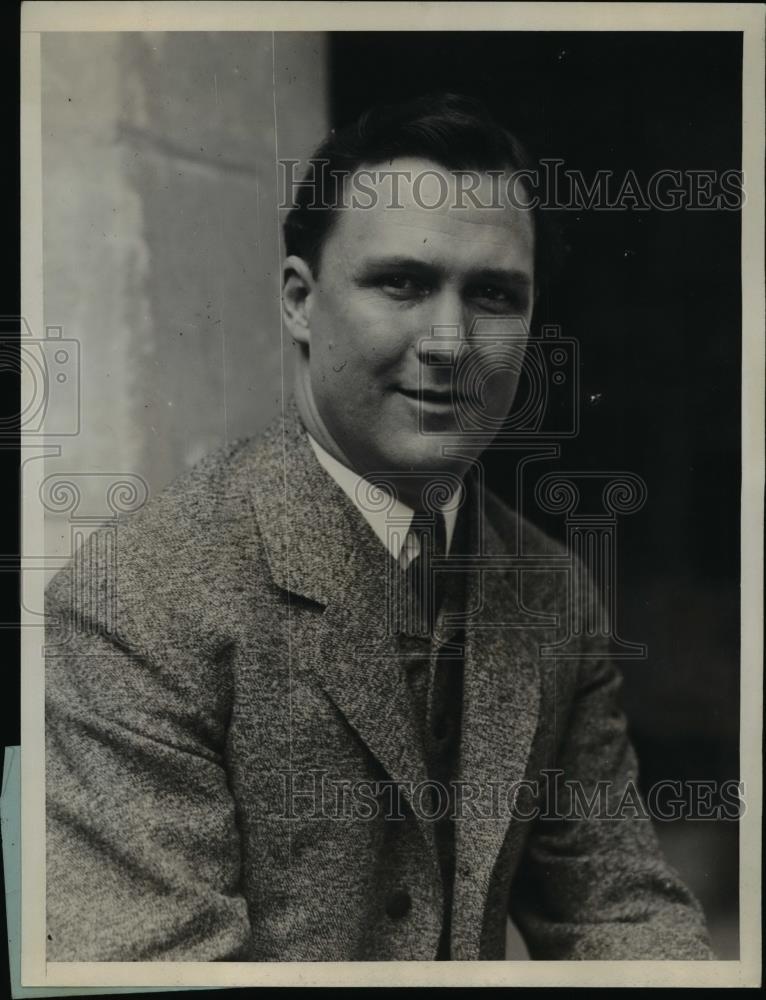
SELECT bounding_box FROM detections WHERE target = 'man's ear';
[282,255,316,346]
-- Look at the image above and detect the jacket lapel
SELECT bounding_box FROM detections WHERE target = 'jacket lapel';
[244,399,441,882]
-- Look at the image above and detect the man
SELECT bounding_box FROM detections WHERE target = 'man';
[45,94,714,962]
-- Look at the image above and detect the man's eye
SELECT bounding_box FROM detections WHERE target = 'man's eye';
[379,275,429,298]
[470,285,512,303]
[467,285,527,312]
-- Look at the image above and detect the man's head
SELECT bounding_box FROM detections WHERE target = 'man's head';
[281,93,539,504]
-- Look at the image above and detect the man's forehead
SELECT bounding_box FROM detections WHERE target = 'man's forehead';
[332,157,535,258]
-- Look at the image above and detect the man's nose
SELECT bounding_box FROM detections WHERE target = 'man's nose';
[431,287,470,335]
[415,288,468,365]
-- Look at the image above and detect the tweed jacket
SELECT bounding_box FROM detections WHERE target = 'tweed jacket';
[45,399,715,962]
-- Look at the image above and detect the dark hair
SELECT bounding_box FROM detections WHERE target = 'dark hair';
[283,92,555,289]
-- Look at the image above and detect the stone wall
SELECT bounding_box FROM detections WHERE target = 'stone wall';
[41,31,328,574]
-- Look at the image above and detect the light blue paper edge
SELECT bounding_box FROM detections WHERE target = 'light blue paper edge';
[1,746,207,997]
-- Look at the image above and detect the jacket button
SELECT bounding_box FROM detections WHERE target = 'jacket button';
[385,889,412,919]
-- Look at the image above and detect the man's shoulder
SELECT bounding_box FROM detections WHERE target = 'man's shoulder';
[482,482,567,559]
[479,483,578,641]
[135,435,254,523]
[78,433,257,547]
[45,429,280,642]
[482,482,619,675]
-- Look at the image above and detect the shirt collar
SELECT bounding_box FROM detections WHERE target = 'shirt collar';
[306,433,461,565]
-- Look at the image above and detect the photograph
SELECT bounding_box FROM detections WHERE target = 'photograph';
[17,1,762,990]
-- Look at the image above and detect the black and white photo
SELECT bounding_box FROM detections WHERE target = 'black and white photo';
[16,1,763,989]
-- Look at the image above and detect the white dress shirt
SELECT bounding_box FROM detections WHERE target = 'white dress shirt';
[306,433,462,570]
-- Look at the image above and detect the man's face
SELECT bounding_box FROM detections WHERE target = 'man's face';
[287,157,535,486]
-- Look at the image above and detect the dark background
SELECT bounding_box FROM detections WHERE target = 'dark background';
[331,31,742,953]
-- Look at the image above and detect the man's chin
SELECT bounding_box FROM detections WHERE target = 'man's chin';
[364,438,470,483]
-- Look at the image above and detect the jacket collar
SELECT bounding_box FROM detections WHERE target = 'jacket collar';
[246,396,398,609]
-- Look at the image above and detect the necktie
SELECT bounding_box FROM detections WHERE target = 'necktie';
[402,508,448,636]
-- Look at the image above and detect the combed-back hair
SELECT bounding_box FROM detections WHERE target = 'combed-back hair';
[282,92,556,290]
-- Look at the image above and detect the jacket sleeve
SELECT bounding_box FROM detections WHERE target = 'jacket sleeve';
[508,650,717,960]
[44,529,253,962]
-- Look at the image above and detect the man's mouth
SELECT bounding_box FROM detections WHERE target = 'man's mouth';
[397,386,460,406]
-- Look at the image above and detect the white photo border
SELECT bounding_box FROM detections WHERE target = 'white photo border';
[20,1,764,988]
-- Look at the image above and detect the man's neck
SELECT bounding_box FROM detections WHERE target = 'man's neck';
[305,431,463,562]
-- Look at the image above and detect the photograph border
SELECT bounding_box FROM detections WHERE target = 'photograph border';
[20,1,764,988]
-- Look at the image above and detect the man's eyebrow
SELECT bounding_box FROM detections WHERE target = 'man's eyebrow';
[467,267,532,288]
[354,256,532,286]
[354,255,440,274]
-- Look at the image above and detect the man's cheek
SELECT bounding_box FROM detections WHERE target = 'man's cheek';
[348,301,417,351]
